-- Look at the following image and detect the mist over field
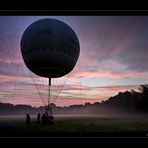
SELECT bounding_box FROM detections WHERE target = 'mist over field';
[1,85,148,118]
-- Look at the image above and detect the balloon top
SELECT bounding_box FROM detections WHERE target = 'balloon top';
[20,18,80,78]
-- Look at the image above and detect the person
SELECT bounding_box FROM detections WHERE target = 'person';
[26,113,30,126]
[49,107,53,116]
[37,113,41,124]
[41,112,47,124]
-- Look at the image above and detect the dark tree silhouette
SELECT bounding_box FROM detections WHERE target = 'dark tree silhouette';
[139,84,148,111]
[139,84,148,94]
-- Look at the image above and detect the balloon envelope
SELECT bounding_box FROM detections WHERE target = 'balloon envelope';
[20,18,80,78]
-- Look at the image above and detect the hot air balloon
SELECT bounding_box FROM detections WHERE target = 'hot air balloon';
[20,18,80,121]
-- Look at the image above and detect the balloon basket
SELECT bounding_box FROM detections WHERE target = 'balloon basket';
[41,112,54,125]
[47,115,54,125]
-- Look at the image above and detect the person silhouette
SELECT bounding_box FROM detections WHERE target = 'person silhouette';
[41,112,48,124]
[41,112,45,124]
[26,113,30,126]
[37,113,41,124]
[49,107,52,116]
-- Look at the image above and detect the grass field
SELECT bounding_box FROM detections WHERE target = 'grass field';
[1,115,148,137]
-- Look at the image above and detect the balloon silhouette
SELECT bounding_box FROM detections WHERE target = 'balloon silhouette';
[20,18,80,117]
[21,18,80,79]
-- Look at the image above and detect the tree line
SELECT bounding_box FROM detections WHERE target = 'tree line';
[0,84,148,115]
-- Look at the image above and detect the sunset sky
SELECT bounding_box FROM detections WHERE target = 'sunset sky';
[0,16,148,107]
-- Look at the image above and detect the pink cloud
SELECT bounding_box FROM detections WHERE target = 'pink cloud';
[70,69,147,79]
[0,74,31,83]
[0,75,16,82]
[0,56,22,65]
[64,82,88,90]
[97,85,139,92]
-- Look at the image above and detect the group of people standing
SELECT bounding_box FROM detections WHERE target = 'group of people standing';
[26,112,54,126]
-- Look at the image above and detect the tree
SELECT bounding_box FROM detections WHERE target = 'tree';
[139,84,148,94]
[138,84,148,111]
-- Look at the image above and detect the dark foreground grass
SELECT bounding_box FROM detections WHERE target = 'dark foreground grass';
[1,115,148,137]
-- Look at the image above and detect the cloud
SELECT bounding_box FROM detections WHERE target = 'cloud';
[78,16,148,74]
[69,69,148,79]
[96,85,139,92]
